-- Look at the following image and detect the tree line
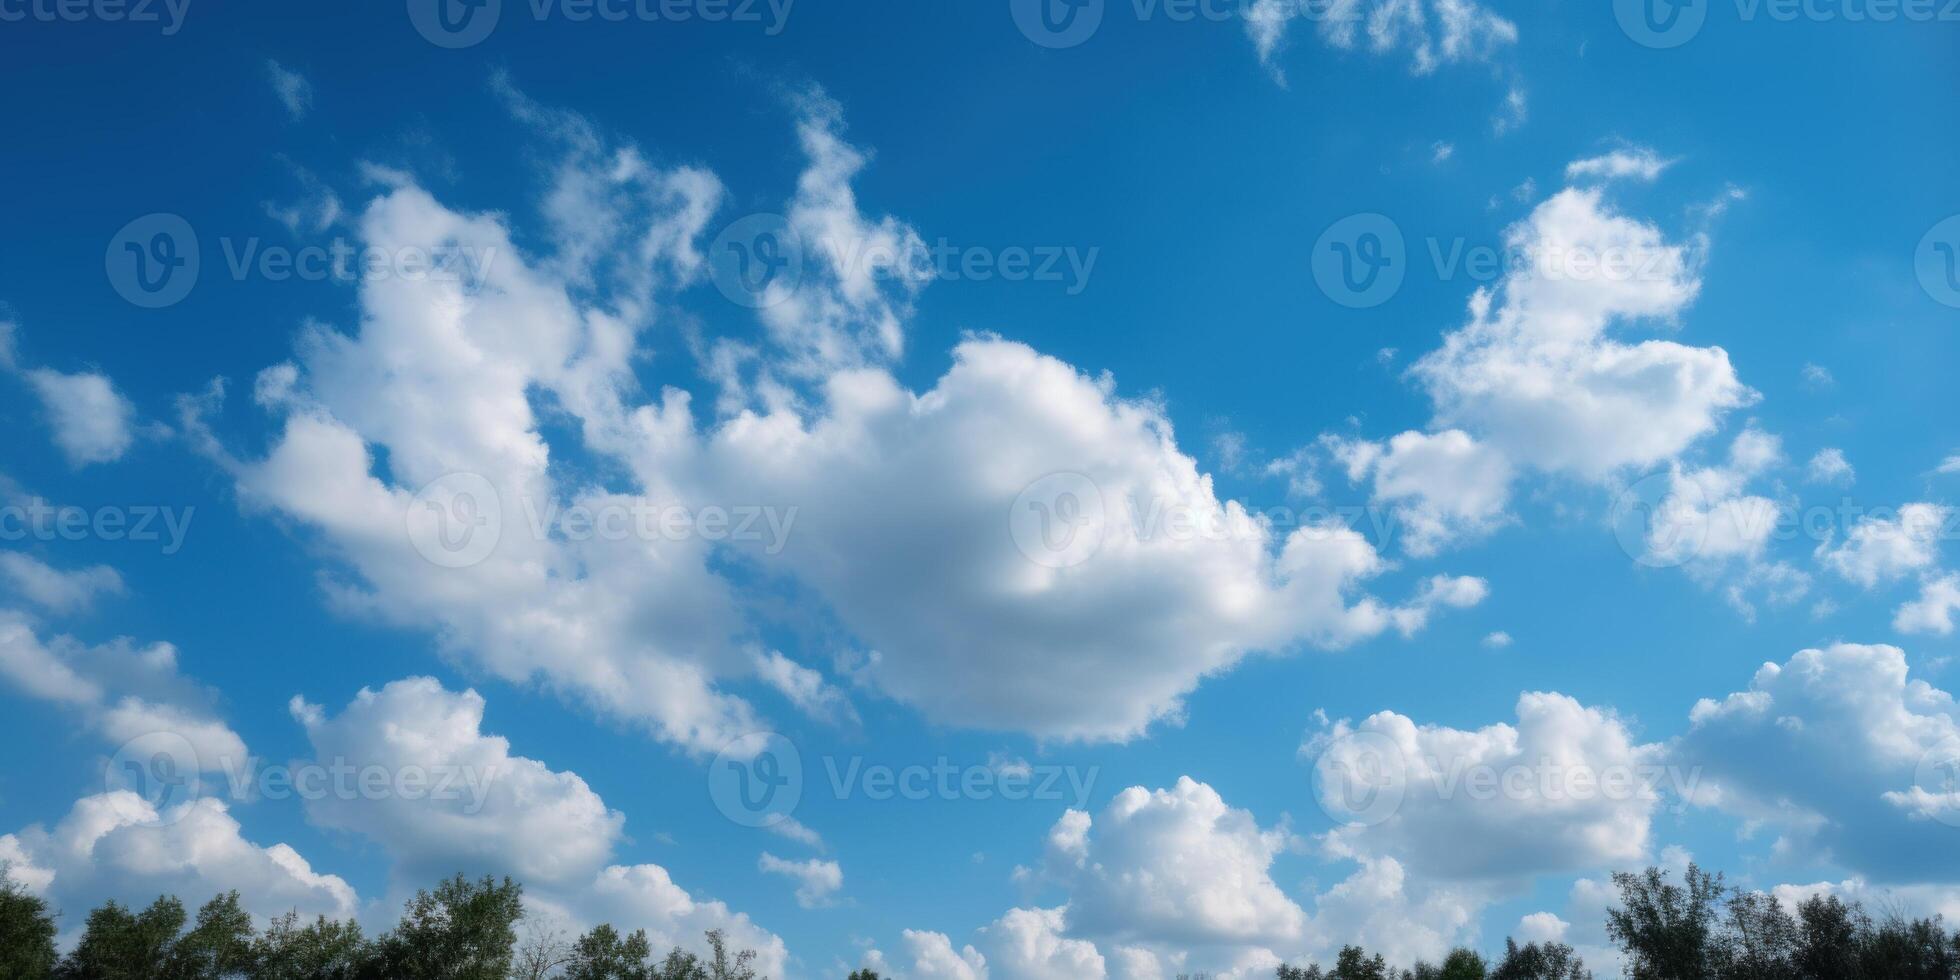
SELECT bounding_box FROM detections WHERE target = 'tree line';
[1266,864,1960,980]
[5,861,1959,978]
[0,867,763,979]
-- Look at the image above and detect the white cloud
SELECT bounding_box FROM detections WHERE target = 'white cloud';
[0,552,123,613]
[0,613,248,775]
[904,929,989,980]
[1801,363,1836,390]
[1565,147,1675,183]
[1482,631,1513,649]
[1431,141,1455,164]
[1939,454,1960,475]
[1327,429,1513,556]
[1805,447,1854,486]
[757,852,842,908]
[977,906,1107,980]
[1896,573,1960,636]
[25,368,137,466]
[1515,911,1569,943]
[266,59,312,120]
[0,792,355,929]
[1245,0,1518,80]
[1676,642,1960,881]
[292,677,624,885]
[1309,692,1668,880]
[1413,187,1748,479]
[1816,503,1948,587]
[1034,777,1305,948]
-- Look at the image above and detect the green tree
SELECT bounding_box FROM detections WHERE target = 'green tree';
[0,864,58,980]
[844,970,882,980]
[1436,947,1489,980]
[702,929,758,980]
[566,923,654,980]
[1606,864,1726,980]
[1489,939,1590,980]
[56,895,187,980]
[1331,946,1389,980]
[250,909,374,979]
[371,874,524,979]
[164,891,256,979]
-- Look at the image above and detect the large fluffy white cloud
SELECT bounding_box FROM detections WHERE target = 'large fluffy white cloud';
[192,85,1479,752]
[290,676,789,975]
[1309,692,1670,880]
[1675,642,1960,881]
[0,792,356,931]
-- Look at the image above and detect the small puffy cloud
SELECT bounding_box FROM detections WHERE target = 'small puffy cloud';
[757,852,842,908]
[1896,573,1960,636]
[1035,777,1305,948]
[1515,911,1570,944]
[1801,363,1836,390]
[1805,448,1855,486]
[0,552,123,613]
[1816,503,1948,587]
[978,906,1107,980]
[266,59,312,120]
[904,929,989,980]
[1938,454,1960,475]
[1483,631,1514,649]
[25,368,137,466]
[1565,147,1675,183]
[1327,429,1514,556]
[0,792,355,927]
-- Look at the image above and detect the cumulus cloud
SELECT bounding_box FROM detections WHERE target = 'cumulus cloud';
[195,86,1480,752]
[0,613,248,776]
[1816,503,1948,587]
[1805,448,1854,486]
[0,792,355,930]
[24,368,137,466]
[1676,642,1960,881]
[1896,573,1960,636]
[1309,692,1669,880]
[1326,429,1513,556]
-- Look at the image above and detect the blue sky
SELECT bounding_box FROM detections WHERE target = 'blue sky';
[1,1,1958,976]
